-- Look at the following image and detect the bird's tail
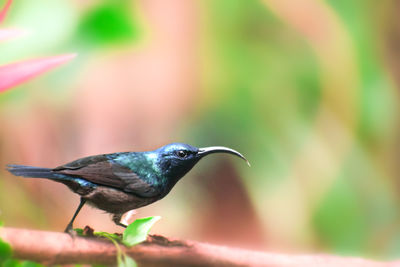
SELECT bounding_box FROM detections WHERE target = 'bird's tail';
[6,164,66,180]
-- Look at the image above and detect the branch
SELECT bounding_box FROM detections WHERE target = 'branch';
[0,227,394,266]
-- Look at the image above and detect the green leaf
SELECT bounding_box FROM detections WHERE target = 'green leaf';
[73,228,84,236]
[122,216,161,247]
[0,237,12,264]
[118,255,137,267]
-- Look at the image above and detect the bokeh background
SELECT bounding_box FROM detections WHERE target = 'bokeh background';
[1,0,400,260]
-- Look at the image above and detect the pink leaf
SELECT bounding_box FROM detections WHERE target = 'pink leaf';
[0,0,12,24]
[0,28,26,41]
[0,53,76,93]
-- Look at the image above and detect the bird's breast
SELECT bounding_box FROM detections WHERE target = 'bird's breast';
[83,185,160,214]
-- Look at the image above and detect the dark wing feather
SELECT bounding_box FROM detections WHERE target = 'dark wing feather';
[53,154,110,170]
[54,154,158,197]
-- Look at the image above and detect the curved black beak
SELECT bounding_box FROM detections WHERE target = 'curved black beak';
[197,146,250,166]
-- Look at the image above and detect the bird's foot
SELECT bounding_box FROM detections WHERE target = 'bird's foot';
[116,222,128,228]
[64,225,77,237]
[112,213,128,228]
[65,225,95,237]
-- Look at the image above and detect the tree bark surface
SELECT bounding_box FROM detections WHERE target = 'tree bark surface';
[0,227,397,266]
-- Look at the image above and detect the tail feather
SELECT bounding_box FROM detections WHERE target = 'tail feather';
[6,164,64,180]
[6,165,98,191]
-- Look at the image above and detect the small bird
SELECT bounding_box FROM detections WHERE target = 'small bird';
[7,143,249,232]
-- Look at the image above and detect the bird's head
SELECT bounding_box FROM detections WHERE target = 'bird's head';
[155,143,249,183]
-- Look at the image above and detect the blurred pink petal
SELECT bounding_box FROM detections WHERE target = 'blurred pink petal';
[0,0,12,23]
[0,54,76,92]
[0,28,26,41]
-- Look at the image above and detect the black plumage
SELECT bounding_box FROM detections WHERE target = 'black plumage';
[7,143,249,232]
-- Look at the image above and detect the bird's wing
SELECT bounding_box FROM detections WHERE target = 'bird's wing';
[53,154,158,197]
[54,154,109,170]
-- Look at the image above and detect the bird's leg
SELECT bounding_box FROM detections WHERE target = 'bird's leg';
[64,198,86,233]
[112,213,127,228]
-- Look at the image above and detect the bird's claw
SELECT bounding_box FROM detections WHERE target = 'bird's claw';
[64,226,77,237]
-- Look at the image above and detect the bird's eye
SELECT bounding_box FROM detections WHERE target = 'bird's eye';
[176,150,188,158]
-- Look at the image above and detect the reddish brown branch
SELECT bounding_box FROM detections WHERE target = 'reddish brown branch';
[0,227,395,266]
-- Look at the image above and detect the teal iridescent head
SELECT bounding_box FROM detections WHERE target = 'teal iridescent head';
[155,143,249,182]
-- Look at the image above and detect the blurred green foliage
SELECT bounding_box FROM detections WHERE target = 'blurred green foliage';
[194,0,321,176]
[189,0,323,222]
[4,261,44,267]
[327,0,395,142]
[76,0,139,46]
[0,238,12,265]
[0,235,43,267]
[313,174,368,254]
[195,0,398,258]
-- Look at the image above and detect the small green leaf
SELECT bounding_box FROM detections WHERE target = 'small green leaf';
[73,228,84,236]
[0,221,3,227]
[122,216,161,247]
[118,255,137,267]
[0,237,12,264]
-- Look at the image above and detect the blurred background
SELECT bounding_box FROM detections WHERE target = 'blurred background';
[1,0,400,260]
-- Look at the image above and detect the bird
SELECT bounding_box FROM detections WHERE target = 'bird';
[6,143,249,232]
